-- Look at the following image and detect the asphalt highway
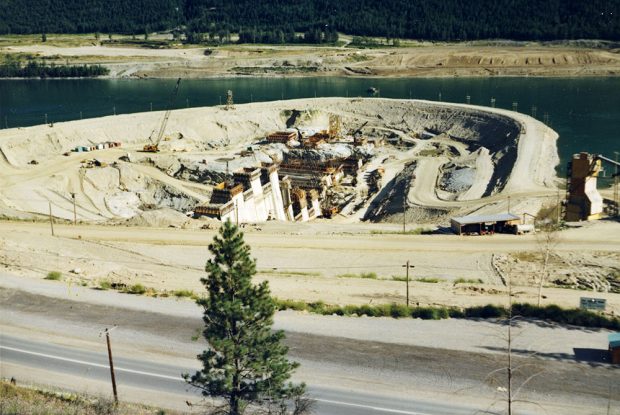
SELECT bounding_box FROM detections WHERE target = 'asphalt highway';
[0,334,479,415]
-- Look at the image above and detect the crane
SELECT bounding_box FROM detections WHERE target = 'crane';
[143,78,181,153]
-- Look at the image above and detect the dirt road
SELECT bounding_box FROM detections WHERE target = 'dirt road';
[1,220,618,311]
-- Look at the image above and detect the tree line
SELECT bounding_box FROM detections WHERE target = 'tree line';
[1,0,618,41]
[0,58,109,78]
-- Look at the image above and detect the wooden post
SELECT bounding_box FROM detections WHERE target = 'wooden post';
[105,329,118,404]
[71,193,77,225]
[402,261,414,307]
[406,260,410,307]
[48,202,55,236]
[402,196,406,234]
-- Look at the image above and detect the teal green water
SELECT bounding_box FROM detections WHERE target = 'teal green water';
[1,77,619,173]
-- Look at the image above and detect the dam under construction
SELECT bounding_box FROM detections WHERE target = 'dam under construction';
[0,97,561,227]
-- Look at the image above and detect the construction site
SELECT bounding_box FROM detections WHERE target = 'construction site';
[0,92,619,315]
[0,90,566,224]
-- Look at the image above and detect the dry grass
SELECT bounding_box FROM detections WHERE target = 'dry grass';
[0,380,173,415]
[512,251,541,262]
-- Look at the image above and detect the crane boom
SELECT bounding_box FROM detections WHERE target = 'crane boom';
[143,78,181,152]
[596,154,620,170]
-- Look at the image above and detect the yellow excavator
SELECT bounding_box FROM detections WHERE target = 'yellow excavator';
[143,78,181,153]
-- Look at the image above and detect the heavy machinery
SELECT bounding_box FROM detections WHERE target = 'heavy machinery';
[143,78,181,153]
[565,152,620,221]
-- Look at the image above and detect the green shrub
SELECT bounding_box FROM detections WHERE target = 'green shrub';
[465,304,506,318]
[45,271,62,281]
[307,301,327,314]
[389,303,410,318]
[337,272,378,279]
[448,307,466,318]
[125,283,147,295]
[416,277,442,283]
[274,299,307,311]
[357,304,379,317]
[271,298,620,330]
[97,280,112,290]
[343,304,360,316]
[412,307,440,320]
[454,278,484,285]
[172,289,195,298]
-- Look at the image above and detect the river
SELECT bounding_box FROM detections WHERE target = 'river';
[1,77,619,174]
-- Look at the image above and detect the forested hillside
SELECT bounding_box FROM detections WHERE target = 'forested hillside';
[0,0,180,34]
[1,0,618,41]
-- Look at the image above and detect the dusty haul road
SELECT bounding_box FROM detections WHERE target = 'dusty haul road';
[0,220,619,312]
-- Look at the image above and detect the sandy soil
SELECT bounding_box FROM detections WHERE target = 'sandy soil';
[0,220,618,313]
[2,42,620,78]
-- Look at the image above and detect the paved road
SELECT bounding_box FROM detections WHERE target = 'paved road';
[0,335,479,415]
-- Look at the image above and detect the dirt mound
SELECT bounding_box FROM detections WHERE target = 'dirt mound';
[122,207,191,228]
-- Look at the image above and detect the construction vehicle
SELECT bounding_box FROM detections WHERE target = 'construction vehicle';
[143,78,181,153]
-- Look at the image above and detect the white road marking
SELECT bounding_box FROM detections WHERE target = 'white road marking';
[2,344,434,415]
[314,398,431,415]
[0,345,181,381]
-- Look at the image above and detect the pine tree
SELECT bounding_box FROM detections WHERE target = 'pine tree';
[186,221,309,415]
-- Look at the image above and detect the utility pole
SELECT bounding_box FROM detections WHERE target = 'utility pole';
[71,193,77,225]
[614,152,619,218]
[103,327,118,404]
[507,278,513,415]
[402,196,407,233]
[507,196,511,214]
[48,202,55,236]
[402,261,415,307]
[556,187,561,224]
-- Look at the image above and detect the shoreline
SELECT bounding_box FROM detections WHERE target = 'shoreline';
[3,42,620,79]
[2,72,620,81]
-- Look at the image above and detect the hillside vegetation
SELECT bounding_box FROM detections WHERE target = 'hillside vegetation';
[0,0,618,41]
[0,380,175,415]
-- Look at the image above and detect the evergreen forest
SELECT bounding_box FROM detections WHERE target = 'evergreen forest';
[0,0,618,42]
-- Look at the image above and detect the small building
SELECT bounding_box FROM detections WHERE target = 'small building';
[451,213,521,235]
[610,333,620,364]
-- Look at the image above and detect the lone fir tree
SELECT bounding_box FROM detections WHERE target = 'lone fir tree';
[187,221,309,415]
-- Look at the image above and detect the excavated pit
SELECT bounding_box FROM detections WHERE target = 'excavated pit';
[0,98,558,225]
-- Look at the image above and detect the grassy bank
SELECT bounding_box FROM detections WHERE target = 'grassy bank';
[0,380,173,415]
[274,299,620,330]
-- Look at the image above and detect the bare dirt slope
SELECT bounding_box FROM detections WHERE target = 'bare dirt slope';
[2,41,620,78]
